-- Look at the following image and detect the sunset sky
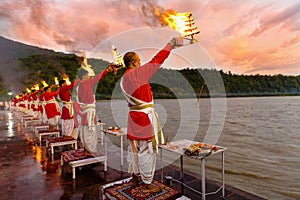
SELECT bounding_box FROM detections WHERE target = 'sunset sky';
[0,0,299,75]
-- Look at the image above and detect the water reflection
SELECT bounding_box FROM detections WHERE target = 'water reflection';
[32,145,43,162]
[7,120,14,137]
[32,145,60,174]
[17,122,22,132]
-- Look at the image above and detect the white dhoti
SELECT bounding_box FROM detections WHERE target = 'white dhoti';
[127,140,156,184]
[61,119,74,136]
[48,116,59,127]
[71,127,79,140]
[81,103,96,131]
[121,78,164,184]
[40,103,47,124]
[81,125,98,154]
[61,102,74,137]
[32,101,39,119]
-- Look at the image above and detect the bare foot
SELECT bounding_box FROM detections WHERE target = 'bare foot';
[48,125,55,131]
[131,174,141,186]
[83,149,91,156]
[141,184,161,193]
[63,135,73,140]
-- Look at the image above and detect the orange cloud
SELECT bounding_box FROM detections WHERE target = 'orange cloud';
[199,1,300,75]
[251,2,300,37]
[0,0,299,75]
[280,33,300,48]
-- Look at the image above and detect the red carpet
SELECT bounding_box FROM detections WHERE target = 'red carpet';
[46,136,76,148]
[104,179,181,200]
[61,149,93,162]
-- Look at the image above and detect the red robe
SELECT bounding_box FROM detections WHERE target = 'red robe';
[43,89,60,119]
[30,90,41,112]
[73,101,82,128]
[27,95,33,111]
[77,70,108,125]
[19,95,27,108]
[12,98,18,107]
[59,80,79,120]
[122,43,172,140]
[39,92,45,114]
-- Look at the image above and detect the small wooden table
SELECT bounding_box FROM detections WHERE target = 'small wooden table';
[25,119,42,128]
[38,129,60,146]
[98,122,106,145]
[102,127,127,166]
[61,149,107,179]
[46,137,78,155]
[160,139,227,200]
[33,125,49,136]
[19,114,32,121]
[21,115,34,127]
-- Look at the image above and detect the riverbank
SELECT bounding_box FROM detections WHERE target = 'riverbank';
[0,109,267,199]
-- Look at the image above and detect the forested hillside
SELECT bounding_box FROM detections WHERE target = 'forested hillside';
[0,36,56,100]
[17,53,300,99]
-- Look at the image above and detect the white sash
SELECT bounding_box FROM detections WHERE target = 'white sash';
[120,78,164,152]
[62,101,73,117]
[46,98,61,112]
[76,85,96,130]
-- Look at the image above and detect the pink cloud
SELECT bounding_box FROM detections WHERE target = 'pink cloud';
[199,1,300,75]
[0,0,299,75]
[250,2,300,37]
[281,33,300,48]
[0,0,136,52]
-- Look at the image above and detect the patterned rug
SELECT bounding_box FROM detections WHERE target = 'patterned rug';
[61,149,93,163]
[47,136,75,142]
[104,179,182,200]
[38,129,59,133]
[46,136,75,145]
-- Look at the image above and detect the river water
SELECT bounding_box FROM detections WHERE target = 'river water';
[95,96,300,200]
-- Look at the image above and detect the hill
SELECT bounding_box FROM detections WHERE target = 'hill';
[0,36,299,101]
[0,36,57,99]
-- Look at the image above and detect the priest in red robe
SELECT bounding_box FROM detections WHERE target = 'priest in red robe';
[58,79,79,137]
[76,64,116,155]
[120,36,187,193]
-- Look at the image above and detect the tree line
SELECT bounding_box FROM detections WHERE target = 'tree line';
[7,53,300,100]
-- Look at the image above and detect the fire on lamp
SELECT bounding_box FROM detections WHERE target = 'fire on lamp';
[41,80,49,87]
[81,57,95,77]
[108,10,199,71]
[110,45,125,70]
[157,10,200,41]
[63,76,71,85]
[54,77,59,85]
[31,84,39,91]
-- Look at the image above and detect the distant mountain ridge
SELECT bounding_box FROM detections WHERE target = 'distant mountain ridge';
[0,36,299,101]
[0,36,59,95]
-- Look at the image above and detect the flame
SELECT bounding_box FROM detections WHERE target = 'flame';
[16,95,20,99]
[63,76,71,85]
[26,88,31,93]
[41,80,49,87]
[81,57,95,77]
[31,84,39,91]
[54,77,59,85]
[111,45,125,68]
[157,9,200,37]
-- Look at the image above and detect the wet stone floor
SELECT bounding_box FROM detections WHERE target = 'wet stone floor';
[0,111,128,200]
[0,110,266,200]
